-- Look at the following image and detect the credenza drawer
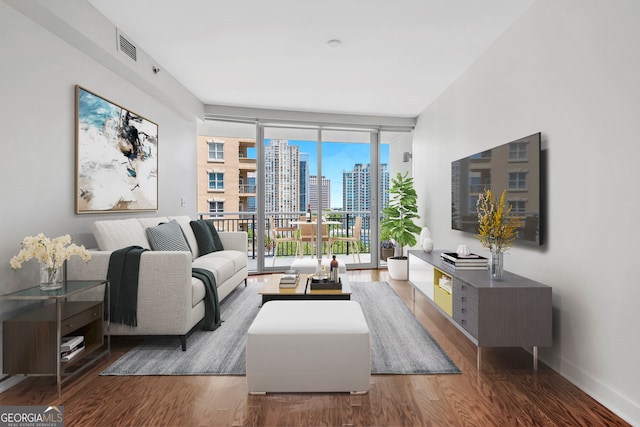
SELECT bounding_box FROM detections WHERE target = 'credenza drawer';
[453,280,478,302]
[453,301,478,337]
[452,280,478,338]
[458,315,478,338]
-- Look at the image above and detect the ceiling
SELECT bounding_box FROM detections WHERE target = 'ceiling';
[88,0,534,118]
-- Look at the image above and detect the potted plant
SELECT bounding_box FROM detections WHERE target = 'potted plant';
[380,171,421,280]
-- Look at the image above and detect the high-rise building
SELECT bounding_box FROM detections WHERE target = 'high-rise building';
[343,163,389,230]
[379,163,390,209]
[265,139,300,214]
[309,175,330,211]
[299,152,309,211]
[343,163,389,212]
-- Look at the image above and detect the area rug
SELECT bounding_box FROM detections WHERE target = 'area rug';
[100,281,460,376]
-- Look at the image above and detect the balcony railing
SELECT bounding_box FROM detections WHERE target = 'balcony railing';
[197,211,373,260]
[238,184,256,193]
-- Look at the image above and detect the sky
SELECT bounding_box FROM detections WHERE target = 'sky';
[253,140,390,209]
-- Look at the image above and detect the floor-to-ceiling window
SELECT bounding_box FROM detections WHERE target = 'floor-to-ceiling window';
[199,114,414,274]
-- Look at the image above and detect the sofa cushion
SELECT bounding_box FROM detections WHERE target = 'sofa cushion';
[92,218,150,251]
[208,250,247,273]
[146,220,192,252]
[168,216,200,259]
[192,254,236,285]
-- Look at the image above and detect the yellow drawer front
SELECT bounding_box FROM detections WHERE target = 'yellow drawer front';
[433,284,453,317]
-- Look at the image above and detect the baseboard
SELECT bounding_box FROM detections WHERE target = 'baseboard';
[541,350,639,425]
[0,375,25,393]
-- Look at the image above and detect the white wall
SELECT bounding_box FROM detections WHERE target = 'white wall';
[0,1,198,293]
[387,132,413,183]
[413,0,639,423]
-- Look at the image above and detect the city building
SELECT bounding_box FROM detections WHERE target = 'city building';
[343,163,389,210]
[265,139,300,214]
[308,175,331,211]
[299,152,309,212]
[196,136,256,218]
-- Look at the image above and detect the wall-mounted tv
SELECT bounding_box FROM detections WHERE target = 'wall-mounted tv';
[451,132,542,246]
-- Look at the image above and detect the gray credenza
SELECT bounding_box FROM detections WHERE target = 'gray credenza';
[408,250,552,370]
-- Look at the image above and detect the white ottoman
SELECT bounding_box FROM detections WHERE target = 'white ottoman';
[246,300,370,394]
[290,258,347,274]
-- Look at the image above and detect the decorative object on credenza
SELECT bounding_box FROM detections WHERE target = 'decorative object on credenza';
[422,237,434,253]
[420,227,434,253]
[75,85,158,213]
[456,244,470,256]
[475,188,522,281]
[10,234,91,290]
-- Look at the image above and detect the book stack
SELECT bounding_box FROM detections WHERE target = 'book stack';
[279,270,299,288]
[60,336,85,362]
[440,252,488,270]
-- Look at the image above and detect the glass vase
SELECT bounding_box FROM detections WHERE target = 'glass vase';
[40,263,64,290]
[489,250,504,281]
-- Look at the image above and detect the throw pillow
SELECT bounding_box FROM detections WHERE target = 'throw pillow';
[145,220,192,252]
[204,220,225,252]
[190,220,216,256]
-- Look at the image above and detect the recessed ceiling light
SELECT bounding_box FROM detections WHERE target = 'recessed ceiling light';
[327,39,342,48]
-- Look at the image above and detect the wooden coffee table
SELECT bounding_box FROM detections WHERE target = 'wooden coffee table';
[259,274,351,304]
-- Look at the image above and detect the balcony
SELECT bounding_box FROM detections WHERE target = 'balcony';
[238,184,256,195]
[198,211,381,271]
[238,156,256,171]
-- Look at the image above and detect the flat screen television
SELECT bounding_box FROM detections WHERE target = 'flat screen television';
[451,132,543,246]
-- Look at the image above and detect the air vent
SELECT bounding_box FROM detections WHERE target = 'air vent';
[117,29,137,62]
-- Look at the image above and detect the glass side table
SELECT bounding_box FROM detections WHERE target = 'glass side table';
[0,280,110,399]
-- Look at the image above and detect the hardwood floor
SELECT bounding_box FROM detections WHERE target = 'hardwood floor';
[0,270,629,426]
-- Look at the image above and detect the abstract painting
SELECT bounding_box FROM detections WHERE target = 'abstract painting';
[75,86,158,213]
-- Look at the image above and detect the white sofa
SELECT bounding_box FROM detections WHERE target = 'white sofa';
[67,215,248,350]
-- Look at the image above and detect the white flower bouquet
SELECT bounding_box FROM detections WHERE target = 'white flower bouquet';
[10,233,91,272]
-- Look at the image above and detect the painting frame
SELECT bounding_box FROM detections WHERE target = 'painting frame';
[75,85,158,213]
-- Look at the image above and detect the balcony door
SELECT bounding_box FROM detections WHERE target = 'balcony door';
[258,125,380,272]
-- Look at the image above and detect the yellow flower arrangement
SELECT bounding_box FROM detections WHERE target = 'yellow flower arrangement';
[10,233,91,272]
[476,189,522,253]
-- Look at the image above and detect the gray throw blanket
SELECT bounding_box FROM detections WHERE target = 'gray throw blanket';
[106,246,148,326]
[192,268,222,330]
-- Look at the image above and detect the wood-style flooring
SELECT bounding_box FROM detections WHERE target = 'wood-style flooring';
[0,269,629,426]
